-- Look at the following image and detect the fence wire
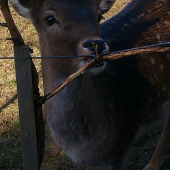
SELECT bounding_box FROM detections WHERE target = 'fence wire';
[0,41,170,60]
[0,55,95,60]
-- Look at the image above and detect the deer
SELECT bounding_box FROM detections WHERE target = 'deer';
[9,0,170,169]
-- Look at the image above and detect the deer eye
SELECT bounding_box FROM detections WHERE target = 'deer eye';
[44,16,57,26]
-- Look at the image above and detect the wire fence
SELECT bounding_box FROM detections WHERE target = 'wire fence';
[1,41,170,61]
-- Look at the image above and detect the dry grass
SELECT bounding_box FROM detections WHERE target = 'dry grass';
[0,1,170,170]
[0,5,42,170]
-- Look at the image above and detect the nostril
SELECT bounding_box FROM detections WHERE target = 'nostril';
[83,41,94,49]
[82,39,107,54]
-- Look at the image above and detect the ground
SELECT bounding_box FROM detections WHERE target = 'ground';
[0,0,170,170]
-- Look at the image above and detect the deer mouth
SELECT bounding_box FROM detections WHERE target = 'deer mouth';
[83,57,105,67]
[79,57,107,75]
[94,60,105,67]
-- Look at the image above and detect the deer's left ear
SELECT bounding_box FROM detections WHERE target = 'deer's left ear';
[9,0,33,22]
[97,0,116,14]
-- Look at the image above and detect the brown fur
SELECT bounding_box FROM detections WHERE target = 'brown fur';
[10,0,170,169]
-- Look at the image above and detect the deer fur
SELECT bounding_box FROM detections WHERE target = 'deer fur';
[9,0,170,169]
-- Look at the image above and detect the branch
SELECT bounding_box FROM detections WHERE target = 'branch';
[100,42,170,60]
[0,0,24,45]
[40,42,170,103]
[40,59,95,104]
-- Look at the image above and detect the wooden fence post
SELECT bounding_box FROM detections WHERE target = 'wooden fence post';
[14,45,39,170]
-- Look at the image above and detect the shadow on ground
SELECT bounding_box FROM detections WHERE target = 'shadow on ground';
[1,118,170,170]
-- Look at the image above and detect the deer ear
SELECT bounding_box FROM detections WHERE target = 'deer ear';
[9,0,33,21]
[98,0,116,14]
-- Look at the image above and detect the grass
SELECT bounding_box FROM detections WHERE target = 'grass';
[0,5,40,170]
[0,1,170,170]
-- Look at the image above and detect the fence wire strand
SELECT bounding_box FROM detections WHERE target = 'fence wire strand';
[0,41,170,60]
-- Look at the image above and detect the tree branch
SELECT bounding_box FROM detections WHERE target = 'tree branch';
[41,42,170,103]
[0,0,24,45]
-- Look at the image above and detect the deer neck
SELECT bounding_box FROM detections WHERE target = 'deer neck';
[41,58,112,116]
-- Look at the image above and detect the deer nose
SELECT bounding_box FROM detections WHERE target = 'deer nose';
[83,39,107,54]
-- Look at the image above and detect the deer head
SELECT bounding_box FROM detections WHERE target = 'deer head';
[9,0,115,75]
[9,0,120,169]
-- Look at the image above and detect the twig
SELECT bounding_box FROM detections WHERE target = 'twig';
[100,42,170,61]
[40,42,170,104]
[0,0,24,45]
[40,59,95,104]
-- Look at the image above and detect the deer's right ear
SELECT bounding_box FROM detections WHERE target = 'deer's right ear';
[9,0,33,22]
